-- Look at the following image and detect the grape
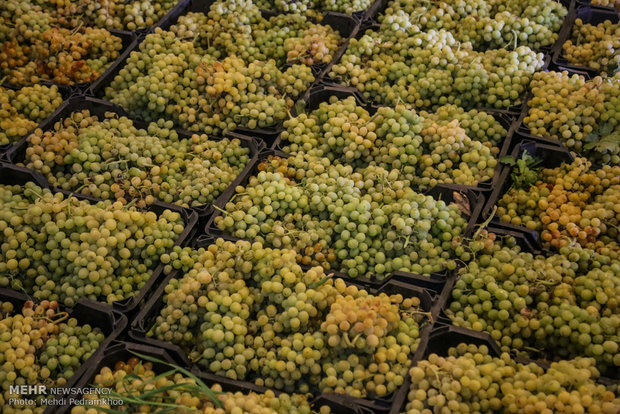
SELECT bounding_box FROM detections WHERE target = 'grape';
[497,156,620,250]
[215,153,469,279]
[150,239,428,398]
[591,0,620,12]
[0,299,105,414]
[72,356,331,414]
[0,26,122,86]
[563,18,620,75]
[281,97,504,189]
[0,84,63,145]
[405,344,620,414]
[524,71,620,165]
[254,0,373,16]
[331,26,545,110]
[104,30,315,135]
[447,231,620,375]
[22,110,251,209]
[380,0,567,51]
[0,182,185,307]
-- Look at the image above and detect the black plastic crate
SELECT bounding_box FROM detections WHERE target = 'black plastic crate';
[4,95,263,218]
[203,148,485,287]
[481,139,574,221]
[53,340,375,414]
[0,83,75,156]
[127,235,438,414]
[552,5,620,77]
[0,288,126,414]
[0,162,200,314]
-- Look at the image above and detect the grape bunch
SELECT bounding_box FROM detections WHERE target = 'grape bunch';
[168,0,341,67]
[0,85,63,145]
[447,231,620,375]
[104,30,314,134]
[524,71,620,165]
[591,0,620,12]
[0,299,105,414]
[215,153,470,279]
[381,0,568,51]
[330,26,546,110]
[72,357,332,414]
[404,343,620,414]
[281,97,504,187]
[497,156,620,250]
[562,18,620,75]
[254,0,373,15]
[0,182,185,307]
[0,26,122,86]
[151,239,428,398]
[22,110,251,209]
[2,0,179,31]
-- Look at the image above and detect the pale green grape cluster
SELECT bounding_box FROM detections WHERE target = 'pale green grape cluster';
[380,0,568,50]
[0,182,185,307]
[2,0,178,31]
[215,154,470,279]
[0,84,63,145]
[281,96,504,188]
[404,344,620,414]
[525,71,620,165]
[152,239,428,398]
[23,110,251,209]
[104,29,315,134]
[331,27,545,110]
[254,0,373,15]
[0,300,105,414]
[169,0,341,67]
[563,19,620,75]
[72,357,331,414]
[447,233,620,375]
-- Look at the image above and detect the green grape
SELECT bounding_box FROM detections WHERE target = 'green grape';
[150,239,428,398]
[563,18,620,75]
[22,110,251,209]
[72,357,330,414]
[525,71,620,165]
[0,182,185,307]
[215,153,469,280]
[405,344,620,414]
[281,96,504,188]
[0,300,104,414]
[331,27,545,110]
[447,231,620,376]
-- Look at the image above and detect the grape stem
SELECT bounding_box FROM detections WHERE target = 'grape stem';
[472,205,496,240]
[212,205,230,216]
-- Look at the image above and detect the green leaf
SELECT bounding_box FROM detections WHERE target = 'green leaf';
[501,155,516,166]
